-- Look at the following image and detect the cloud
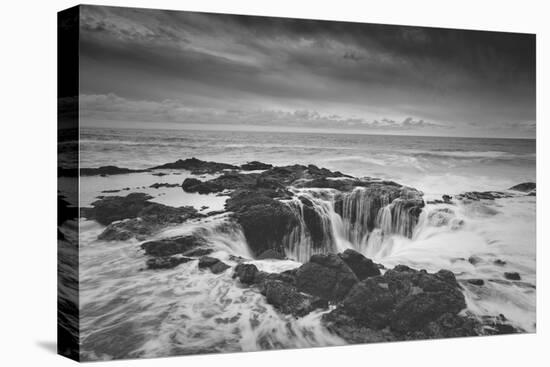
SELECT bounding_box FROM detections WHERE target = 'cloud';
[78,5,536,138]
[80,93,451,133]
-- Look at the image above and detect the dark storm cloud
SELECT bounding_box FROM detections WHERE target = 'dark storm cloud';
[79,5,535,137]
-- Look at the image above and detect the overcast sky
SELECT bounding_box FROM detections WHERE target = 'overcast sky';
[79,5,535,138]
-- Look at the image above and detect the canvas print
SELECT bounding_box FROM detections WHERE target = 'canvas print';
[58,4,536,362]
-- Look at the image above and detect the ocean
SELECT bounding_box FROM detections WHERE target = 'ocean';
[73,127,536,360]
[80,127,535,199]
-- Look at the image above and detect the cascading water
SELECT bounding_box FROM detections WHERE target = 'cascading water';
[279,186,424,262]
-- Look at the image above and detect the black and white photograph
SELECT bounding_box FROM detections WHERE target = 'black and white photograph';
[55,2,538,363]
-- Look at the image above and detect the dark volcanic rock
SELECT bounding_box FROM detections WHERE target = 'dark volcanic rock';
[466,279,485,286]
[181,178,222,194]
[240,161,273,171]
[481,315,522,335]
[233,263,261,285]
[84,193,200,241]
[198,256,230,274]
[322,263,471,341]
[262,280,328,317]
[338,249,381,280]
[183,247,213,257]
[504,272,521,280]
[182,172,262,194]
[80,166,148,176]
[151,157,238,174]
[146,256,193,270]
[457,191,512,201]
[509,182,536,192]
[149,182,180,189]
[141,235,207,257]
[226,190,298,257]
[295,253,359,301]
[494,259,507,266]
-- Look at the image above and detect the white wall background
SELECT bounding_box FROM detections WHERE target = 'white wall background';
[0,0,547,365]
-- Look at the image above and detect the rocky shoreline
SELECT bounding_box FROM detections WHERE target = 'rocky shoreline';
[79,157,533,343]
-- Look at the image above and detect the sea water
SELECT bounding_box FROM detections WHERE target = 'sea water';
[71,127,535,360]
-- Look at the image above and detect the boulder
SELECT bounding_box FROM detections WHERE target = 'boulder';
[262,280,328,317]
[466,279,485,286]
[504,272,521,280]
[338,249,381,280]
[295,253,359,301]
[181,178,222,194]
[151,157,238,174]
[240,161,273,171]
[149,182,180,189]
[198,256,230,274]
[457,191,512,201]
[322,264,469,340]
[233,263,261,285]
[82,192,198,226]
[509,182,536,192]
[141,235,207,257]
[227,191,299,257]
[146,256,193,270]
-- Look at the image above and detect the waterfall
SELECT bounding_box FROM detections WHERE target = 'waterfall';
[279,186,424,262]
[281,191,342,261]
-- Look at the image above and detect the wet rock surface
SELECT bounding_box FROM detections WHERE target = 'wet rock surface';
[141,235,207,257]
[262,280,328,317]
[151,157,238,174]
[504,272,521,280]
[456,191,513,201]
[146,256,193,270]
[240,161,273,171]
[198,256,231,274]
[82,193,201,240]
[295,253,359,301]
[509,182,536,192]
[339,249,381,280]
[230,251,518,341]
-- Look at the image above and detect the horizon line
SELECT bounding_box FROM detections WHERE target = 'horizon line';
[80,121,537,140]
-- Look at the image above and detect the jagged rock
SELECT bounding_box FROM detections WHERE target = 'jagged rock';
[151,157,238,174]
[338,249,381,280]
[504,272,521,280]
[227,191,298,257]
[146,256,193,270]
[240,161,273,171]
[233,263,261,285]
[262,280,328,317]
[141,235,207,257]
[149,182,180,189]
[509,182,536,192]
[295,253,359,301]
[466,279,485,286]
[457,191,513,201]
[81,192,199,226]
[322,264,469,340]
[198,256,230,274]
[183,247,213,257]
[80,166,149,176]
[181,178,222,194]
[481,314,522,335]
[257,249,286,260]
[494,259,507,266]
